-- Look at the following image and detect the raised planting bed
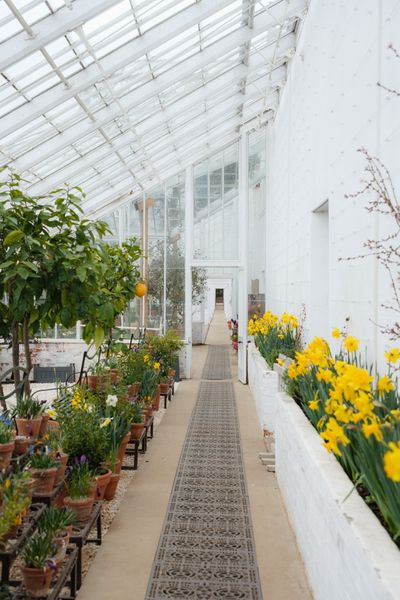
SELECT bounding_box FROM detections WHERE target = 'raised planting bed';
[275,392,400,600]
[248,341,279,432]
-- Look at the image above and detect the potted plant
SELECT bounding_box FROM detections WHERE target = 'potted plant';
[0,415,15,470]
[64,458,94,523]
[103,449,120,501]
[46,429,69,485]
[139,366,158,413]
[12,396,44,439]
[130,403,145,441]
[0,473,31,545]
[21,533,56,598]
[14,435,29,456]
[38,507,75,567]
[87,362,107,391]
[28,452,58,495]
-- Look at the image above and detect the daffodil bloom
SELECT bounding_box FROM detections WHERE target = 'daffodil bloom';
[377,375,395,395]
[153,362,160,370]
[343,335,359,353]
[362,420,383,442]
[384,347,400,364]
[106,394,118,407]
[321,417,350,456]
[144,354,150,363]
[276,358,285,367]
[100,417,113,428]
[384,441,400,481]
[4,479,11,489]
[46,408,57,419]
[332,327,341,339]
[308,400,319,411]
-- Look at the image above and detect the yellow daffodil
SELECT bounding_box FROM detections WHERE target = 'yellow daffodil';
[276,358,285,367]
[343,335,359,353]
[321,418,350,456]
[100,417,112,428]
[385,347,400,364]
[4,479,11,489]
[153,362,160,370]
[308,399,319,411]
[144,354,150,363]
[46,408,57,419]
[332,327,341,339]
[384,441,400,481]
[362,420,383,442]
[377,375,395,395]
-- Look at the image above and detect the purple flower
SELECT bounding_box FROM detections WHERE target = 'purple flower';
[80,455,87,464]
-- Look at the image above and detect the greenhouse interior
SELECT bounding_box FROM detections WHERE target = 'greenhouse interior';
[0,0,399,599]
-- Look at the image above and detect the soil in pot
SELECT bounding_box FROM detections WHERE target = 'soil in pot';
[130,422,145,441]
[0,441,15,470]
[21,565,54,598]
[63,496,94,524]
[104,472,121,501]
[15,417,42,439]
[94,468,112,500]
[30,467,58,495]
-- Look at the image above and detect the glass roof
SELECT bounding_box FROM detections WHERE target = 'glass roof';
[0,0,308,213]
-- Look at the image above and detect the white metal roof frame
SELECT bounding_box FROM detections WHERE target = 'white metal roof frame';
[0,0,308,213]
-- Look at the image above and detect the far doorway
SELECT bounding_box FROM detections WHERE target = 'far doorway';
[215,288,224,304]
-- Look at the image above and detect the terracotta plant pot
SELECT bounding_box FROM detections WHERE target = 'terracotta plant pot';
[55,453,68,485]
[159,382,169,395]
[104,472,121,501]
[0,440,15,470]
[143,406,153,420]
[30,467,58,495]
[110,369,120,384]
[94,468,112,500]
[63,496,94,524]
[53,484,67,508]
[14,435,29,455]
[87,374,100,391]
[15,417,42,439]
[47,420,60,432]
[127,382,140,397]
[39,414,50,437]
[151,385,161,411]
[21,565,54,598]
[116,432,131,473]
[52,531,69,568]
[130,422,145,441]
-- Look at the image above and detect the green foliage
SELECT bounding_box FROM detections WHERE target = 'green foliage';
[65,460,92,499]
[131,403,144,424]
[0,416,13,444]
[29,452,58,470]
[22,533,55,568]
[120,349,147,384]
[38,507,75,536]
[143,330,183,378]
[59,409,108,469]
[139,367,158,403]
[13,396,44,419]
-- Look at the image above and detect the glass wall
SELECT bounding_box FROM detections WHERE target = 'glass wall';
[193,142,239,260]
[166,174,185,336]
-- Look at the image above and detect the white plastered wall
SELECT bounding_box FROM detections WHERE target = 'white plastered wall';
[265,0,400,367]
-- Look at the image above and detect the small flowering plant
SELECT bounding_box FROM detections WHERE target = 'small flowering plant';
[29,450,58,470]
[12,396,44,419]
[0,415,14,444]
[22,532,56,569]
[65,457,92,499]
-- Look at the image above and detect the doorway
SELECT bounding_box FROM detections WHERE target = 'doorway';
[215,288,224,304]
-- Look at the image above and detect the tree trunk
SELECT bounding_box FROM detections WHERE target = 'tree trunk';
[11,320,21,395]
[23,313,31,397]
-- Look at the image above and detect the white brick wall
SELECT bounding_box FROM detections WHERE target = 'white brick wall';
[248,342,279,431]
[266,0,400,367]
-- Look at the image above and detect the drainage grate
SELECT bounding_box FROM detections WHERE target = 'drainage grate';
[201,345,232,381]
[145,346,263,600]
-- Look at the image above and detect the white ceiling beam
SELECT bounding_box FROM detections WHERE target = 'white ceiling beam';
[24,66,285,193]
[0,0,123,71]
[0,0,237,137]
[9,27,295,172]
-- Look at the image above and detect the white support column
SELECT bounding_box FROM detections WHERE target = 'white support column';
[184,165,194,378]
[163,183,168,335]
[238,133,249,383]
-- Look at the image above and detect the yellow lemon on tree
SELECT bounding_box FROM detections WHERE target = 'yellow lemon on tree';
[135,281,147,297]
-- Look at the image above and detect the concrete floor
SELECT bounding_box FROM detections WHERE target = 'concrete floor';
[78,308,312,600]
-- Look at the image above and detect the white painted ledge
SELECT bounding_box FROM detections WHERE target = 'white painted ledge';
[275,392,400,600]
[248,341,279,431]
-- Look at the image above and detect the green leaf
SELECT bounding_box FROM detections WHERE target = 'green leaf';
[94,325,105,349]
[4,229,24,246]
[76,266,87,282]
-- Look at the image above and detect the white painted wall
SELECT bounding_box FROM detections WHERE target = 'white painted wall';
[266,0,400,366]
